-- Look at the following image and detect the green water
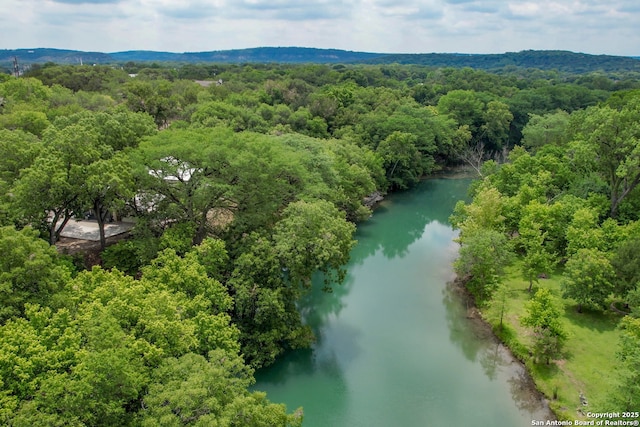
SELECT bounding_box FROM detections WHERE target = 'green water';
[254,177,552,427]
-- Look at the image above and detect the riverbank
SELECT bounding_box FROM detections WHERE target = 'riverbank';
[256,177,551,426]
[447,277,557,422]
[473,262,623,421]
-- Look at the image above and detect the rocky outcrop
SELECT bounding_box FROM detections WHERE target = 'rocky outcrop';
[363,191,384,208]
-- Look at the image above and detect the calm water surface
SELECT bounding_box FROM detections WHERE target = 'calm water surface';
[255,177,552,427]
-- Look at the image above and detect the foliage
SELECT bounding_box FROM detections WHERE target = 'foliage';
[376,131,423,190]
[609,316,640,411]
[521,110,570,152]
[454,228,512,302]
[139,351,302,426]
[518,215,555,292]
[229,233,312,368]
[2,57,639,423]
[521,288,567,364]
[567,98,640,218]
[273,199,356,288]
[0,226,71,322]
[611,238,640,299]
[562,248,616,312]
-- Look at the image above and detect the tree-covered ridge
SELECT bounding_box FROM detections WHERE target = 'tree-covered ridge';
[2,47,640,74]
[359,50,640,73]
[0,61,639,424]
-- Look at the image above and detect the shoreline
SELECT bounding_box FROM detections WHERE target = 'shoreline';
[370,172,557,422]
[447,276,558,422]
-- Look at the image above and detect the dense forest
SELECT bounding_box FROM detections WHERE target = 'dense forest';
[3,47,640,73]
[0,60,639,424]
[451,93,640,416]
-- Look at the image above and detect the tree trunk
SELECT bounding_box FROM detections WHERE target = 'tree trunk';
[52,213,71,245]
[94,200,107,249]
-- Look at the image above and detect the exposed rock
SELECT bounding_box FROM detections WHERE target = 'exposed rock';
[363,191,384,208]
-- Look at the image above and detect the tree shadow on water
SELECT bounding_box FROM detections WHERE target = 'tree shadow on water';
[508,367,555,418]
[442,281,484,363]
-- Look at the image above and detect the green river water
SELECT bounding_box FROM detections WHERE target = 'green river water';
[254,177,553,427]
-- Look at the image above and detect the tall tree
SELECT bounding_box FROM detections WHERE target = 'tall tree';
[568,97,640,217]
[562,248,615,312]
[84,154,135,248]
[139,351,303,427]
[520,288,566,364]
[480,100,513,150]
[376,131,423,190]
[0,226,71,322]
[454,228,512,302]
[273,199,356,289]
[12,124,107,244]
[609,316,640,411]
[519,212,555,292]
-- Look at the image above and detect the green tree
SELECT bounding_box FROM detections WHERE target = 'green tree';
[490,282,510,330]
[480,100,513,150]
[452,184,505,235]
[229,233,312,367]
[436,89,484,134]
[273,199,356,289]
[123,79,179,128]
[376,131,423,190]
[84,153,135,248]
[568,98,640,218]
[0,129,43,225]
[565,207,605,256]
[520,287,566,364]
[0,226,71,322]
[139,351,303,427]
[0,109,50,137]
[454,228,512,302]
[562,248,615,312]
[12,123,109,244]
[519,215,555,292]
[609,316,640,411]
[0,129,43,186]
[521,110,570,152]
[611,238,640,299]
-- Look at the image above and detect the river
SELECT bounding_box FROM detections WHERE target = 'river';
[254,176,553,427]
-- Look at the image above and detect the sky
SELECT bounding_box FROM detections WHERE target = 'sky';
[1,0,638,56]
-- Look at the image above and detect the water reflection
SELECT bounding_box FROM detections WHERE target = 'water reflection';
[442,279,555,420]
[255,177,556,426]
[254,345,351,424]
[350,178,472,265]
[298,270,356,331]
[442,282,482,363]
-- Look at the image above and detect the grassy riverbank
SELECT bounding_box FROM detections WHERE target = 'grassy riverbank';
[482,262,624,421]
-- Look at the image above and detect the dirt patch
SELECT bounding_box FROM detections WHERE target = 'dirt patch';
[55,232,131,268]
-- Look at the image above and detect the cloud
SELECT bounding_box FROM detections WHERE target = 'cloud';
[230,0,353,20]
[49,0,121,3]
[153,1,220,20]
[1,0,639,55]
[151,0,354,21]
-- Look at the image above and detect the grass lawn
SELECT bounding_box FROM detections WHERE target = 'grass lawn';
[483,262,624,421]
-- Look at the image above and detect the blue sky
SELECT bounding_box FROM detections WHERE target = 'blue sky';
[1,0,638,55]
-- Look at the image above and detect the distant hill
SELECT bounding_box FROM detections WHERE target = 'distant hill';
[113,47,384,64]
[357,50,640,73]
[1,47,639,74]
[0,48,112,65]
[1,47,383,66]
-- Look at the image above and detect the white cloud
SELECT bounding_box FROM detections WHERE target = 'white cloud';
[0,0,637,55]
